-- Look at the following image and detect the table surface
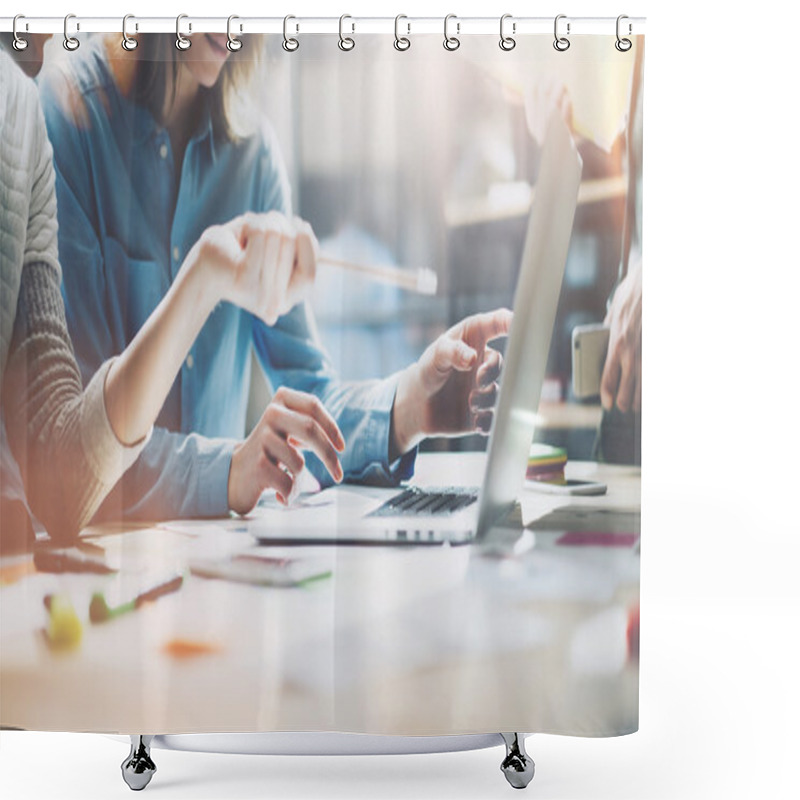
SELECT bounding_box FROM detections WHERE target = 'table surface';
[0,454,640,737]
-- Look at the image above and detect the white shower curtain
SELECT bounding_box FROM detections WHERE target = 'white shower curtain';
[1,27,642,738]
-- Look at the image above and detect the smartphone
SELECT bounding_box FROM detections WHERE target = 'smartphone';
[525,478,607,496]
[572,324,610,399]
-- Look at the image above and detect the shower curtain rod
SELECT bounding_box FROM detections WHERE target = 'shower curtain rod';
[0,15,646,37]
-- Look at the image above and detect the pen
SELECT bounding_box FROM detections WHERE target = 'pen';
[319,255,438,295]
[89,573,184,623]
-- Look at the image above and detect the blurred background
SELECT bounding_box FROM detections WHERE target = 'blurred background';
[254,34,637,458]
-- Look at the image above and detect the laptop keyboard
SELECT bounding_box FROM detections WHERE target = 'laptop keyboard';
[368,486,479,517]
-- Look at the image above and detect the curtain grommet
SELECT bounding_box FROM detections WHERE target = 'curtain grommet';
[394,14,410,51]
[553,14,570,51]
[121,14,138,51]
[615,15,632,52]
[227,15,243,52]
[175,13,191,51]
[338,14,355,51]
[283,15,299,52]
[63,13,80,51]
[499,14,516,51]
[12,14,28,51]
[444,14,460,51]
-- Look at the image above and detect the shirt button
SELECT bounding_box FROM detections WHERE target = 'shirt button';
[172,246,180,262]
[186,354,194,370]
[159,143,168,159]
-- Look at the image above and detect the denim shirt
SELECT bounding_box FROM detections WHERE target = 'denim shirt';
[39,44,414,521]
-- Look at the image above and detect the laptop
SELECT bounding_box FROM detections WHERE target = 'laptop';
[253,113,583,547]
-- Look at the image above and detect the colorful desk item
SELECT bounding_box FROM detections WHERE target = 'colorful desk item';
[89,574,184,623]
[44,595,83,650]
[526,443,568,483]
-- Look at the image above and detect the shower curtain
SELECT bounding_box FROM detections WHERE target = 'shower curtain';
[0,25,643,739]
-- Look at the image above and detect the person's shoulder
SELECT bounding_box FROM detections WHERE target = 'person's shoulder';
[250,120,289,180]
[0,48,40,125]
[37,37,118,130]
[221,119,287,184]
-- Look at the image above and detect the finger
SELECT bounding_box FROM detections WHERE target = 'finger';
[474,410,493,434]
[288,219,317,307]
[276,387,345,452]
[433,337,477,377]
[258,456,294,505]
[228,212,258,246]
[633,367,642,414]
[476,349,502,386]
[272,406,343,483]
[462,308,513,345]
[200,223,244,266]
[469,382,498,411]
[600,343,621,411]
[263,431,305,477]
[615,349,635,414]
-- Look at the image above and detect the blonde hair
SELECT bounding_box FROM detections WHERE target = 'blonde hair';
[129,34,263,141]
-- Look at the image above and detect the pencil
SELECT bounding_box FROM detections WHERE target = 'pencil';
[319,255,438,295]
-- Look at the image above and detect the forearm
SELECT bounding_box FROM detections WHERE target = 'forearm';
[104,256,217,446]
[388,363,425,462]
[91,427,237,522]
[3,263,148,542]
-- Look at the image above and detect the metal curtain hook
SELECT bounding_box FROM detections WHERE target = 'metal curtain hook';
[338,14,355,51]
[443,14,460,51]
[63,13,80,51]
[615,14,632,52]
[122,14,138,51]
[227,15,242,52]
[499,14,516,51]
[12,14,28,51]
[553,14,570,52]
[283,15,299,52]
[176,14,191,51]
[394,14,410,51]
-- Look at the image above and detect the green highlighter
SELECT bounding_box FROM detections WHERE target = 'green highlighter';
[89,574,184,623]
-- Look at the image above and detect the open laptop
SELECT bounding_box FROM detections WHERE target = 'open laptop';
[252,113,583,547]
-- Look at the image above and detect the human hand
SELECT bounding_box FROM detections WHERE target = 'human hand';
[390,309,513,459]
[524,73,573,146]
[227,387,345,514]
[184,211,318,326]
[601,257,642,413]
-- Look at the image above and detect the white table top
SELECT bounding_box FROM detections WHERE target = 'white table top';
[0,454,640,736]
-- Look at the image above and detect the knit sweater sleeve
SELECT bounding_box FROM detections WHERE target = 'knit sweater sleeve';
[2,260,150,542]
[1,62,148,543]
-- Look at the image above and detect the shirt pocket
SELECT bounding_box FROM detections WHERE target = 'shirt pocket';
[102,235,170,344]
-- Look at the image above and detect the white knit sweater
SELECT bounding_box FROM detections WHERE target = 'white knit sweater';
[1,49,147,543]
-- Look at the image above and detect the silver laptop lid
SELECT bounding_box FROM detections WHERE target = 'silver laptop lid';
[475,112,583,539]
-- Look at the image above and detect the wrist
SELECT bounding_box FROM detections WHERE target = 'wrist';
[174,244,220,320]
[390,365,424,461]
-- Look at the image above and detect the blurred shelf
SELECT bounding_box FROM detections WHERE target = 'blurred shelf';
[444,176,627,229]
[538,401,603,430]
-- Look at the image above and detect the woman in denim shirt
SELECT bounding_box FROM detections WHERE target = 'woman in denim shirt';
[1,32,339,550]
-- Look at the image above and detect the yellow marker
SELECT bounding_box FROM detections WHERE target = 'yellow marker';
[45,595,83,650]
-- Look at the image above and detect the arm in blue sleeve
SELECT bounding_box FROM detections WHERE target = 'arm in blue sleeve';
[91,429,236,522]
[252,304,416,489]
